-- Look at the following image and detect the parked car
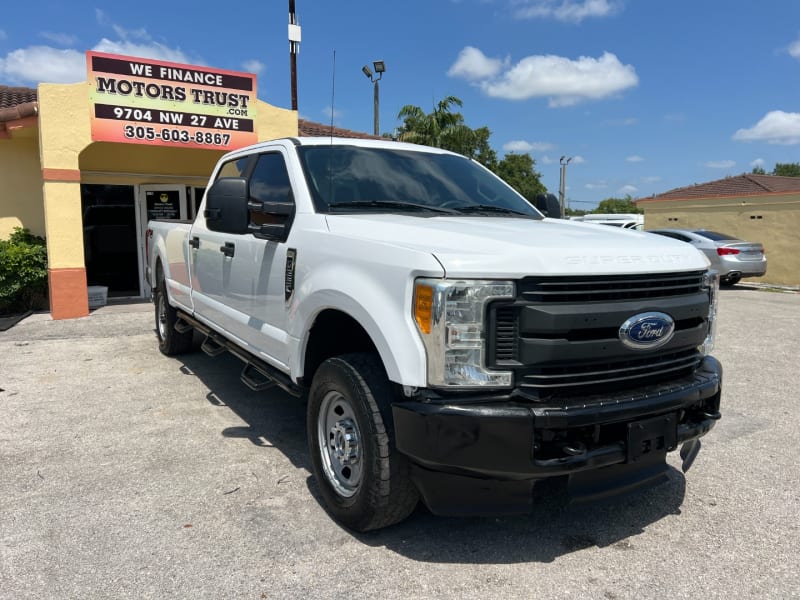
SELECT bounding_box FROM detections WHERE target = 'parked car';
[646,229,766,285]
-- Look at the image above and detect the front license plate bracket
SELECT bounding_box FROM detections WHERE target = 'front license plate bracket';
[627,413,677,463]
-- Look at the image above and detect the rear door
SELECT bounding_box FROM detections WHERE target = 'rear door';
[189,154,254,338]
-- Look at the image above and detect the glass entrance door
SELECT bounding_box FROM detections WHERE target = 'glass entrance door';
[136,185,187,297]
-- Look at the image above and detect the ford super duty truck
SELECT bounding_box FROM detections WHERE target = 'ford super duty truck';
[146,137,722,531]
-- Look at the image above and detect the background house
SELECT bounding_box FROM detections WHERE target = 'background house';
[637,174,800,286]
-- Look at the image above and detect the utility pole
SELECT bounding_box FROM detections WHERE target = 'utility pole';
[559,156,572,219]
[288,0,301,111]
[362,61,385,136]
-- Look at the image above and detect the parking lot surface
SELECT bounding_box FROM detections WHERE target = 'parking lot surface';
[1,288,799,599]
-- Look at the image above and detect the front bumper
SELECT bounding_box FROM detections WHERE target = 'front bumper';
[392,356,722,516]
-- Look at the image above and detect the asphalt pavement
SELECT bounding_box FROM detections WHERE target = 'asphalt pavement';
[1,288,799,599]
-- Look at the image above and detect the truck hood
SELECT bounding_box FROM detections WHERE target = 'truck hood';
[325,214,710,277]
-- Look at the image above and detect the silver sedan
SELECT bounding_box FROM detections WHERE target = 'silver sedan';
[646,228,767,286]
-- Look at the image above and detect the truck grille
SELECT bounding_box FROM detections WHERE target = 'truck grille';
[489,270,709,398]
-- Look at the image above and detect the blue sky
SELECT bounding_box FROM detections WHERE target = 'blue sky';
[3,1,800,210]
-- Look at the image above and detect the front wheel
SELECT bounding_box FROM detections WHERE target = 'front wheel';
[154,279,193,355]
[307,354,419,531]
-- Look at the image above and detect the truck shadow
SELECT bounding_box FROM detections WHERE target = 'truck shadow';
[174,347,687,564]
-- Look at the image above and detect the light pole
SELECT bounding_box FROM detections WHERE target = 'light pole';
[559,156,572,219]
[362,60,385,136]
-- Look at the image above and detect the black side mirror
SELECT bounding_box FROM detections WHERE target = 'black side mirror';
[534,193,562,219]
[204,177,250,234]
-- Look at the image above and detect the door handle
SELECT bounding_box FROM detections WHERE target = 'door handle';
[189,236,200,249]
[220,242,235,257]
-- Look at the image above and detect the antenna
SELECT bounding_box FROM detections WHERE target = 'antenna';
[330,49,336,140]
[328,49,336,206]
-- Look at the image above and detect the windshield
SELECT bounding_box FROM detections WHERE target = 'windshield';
[296,145,542,218]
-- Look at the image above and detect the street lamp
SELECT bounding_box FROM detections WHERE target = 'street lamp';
[362,60,385,136]
[559,156,573,219]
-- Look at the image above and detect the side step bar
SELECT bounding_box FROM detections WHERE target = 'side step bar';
[175,310,303,398]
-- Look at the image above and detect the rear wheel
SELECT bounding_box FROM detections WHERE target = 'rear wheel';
[721,274,741,286]
[154,279,193,355]
[307,353,419,531]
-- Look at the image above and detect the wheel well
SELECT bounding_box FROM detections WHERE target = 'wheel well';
[155,258,164,285]
[303,310,379,385]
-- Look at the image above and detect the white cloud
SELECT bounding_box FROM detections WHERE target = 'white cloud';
[571,155,586,164]
[40,32,79,46]
[626,155,644,162]
[788,37,800,59]
[750,158,765,168]
[602,116,638,126]
[618,184,638,195]
[502,140,553,153]
[0,46,85,84]
[323,106,343,122]
[93,38,192,65]
[514,0,620,23]
[585,180,607,189]
[447,46,507,81]
[704,160,736,169]
[540,155,555,164]
[733,111,800,145]
[242,59,265,75]
[0,18,197,85]
[451,50,638,107]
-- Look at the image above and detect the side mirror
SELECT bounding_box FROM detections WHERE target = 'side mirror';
[204,178,250,234]
[247,190,295,243]
[534,193,562,219]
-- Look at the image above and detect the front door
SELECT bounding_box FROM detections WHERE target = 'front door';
[136,185,187,297]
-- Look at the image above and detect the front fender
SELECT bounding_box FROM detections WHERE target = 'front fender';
[289,259,443,388]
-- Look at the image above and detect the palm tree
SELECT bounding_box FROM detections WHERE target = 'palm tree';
[397,96,473,151]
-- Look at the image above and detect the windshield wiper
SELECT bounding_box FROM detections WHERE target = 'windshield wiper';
[328,200,459,214]
[453,204,532,216]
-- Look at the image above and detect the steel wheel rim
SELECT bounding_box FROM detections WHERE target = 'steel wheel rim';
[317,390,363,498]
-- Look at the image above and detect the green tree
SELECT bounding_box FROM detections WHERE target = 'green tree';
[772,162,800,177]
[494,153,546,201]
[396,96,545,196]
[751,165,766,175]
[595,195,642,214]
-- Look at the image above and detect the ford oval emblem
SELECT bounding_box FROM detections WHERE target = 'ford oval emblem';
[619,312,675,350]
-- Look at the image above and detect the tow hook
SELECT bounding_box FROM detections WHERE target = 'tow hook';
[680,439,701,473]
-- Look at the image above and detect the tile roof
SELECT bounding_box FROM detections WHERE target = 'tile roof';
[640,173,800,202]
[298,118,380,140]
[0,86,38,123]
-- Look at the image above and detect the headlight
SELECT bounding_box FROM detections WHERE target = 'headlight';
[699,270,719,355]
[414,279,515,388]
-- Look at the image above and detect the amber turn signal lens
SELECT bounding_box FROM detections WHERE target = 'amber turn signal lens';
[414,284,434,334]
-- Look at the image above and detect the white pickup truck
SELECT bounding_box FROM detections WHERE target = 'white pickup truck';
[146,137,722,531]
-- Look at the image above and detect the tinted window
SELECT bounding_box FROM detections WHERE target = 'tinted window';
[651,231,692,243]
[296,145,540,217]
[250,153,292,203]
[693,230,736,241]
[216,156,250,179]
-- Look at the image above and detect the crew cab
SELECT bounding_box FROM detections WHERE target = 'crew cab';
[146,137,722,531]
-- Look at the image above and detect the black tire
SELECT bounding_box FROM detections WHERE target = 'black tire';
[721,274,741,286]
[154,279,193,356]
[307,353,419,531]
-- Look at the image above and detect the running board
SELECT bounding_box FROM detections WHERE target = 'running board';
[201,335,227,357]
[175,309,302,398]
[241,363,276,391]
[174,318,193,334]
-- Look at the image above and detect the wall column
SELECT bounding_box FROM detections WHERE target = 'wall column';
[37,83,91,319]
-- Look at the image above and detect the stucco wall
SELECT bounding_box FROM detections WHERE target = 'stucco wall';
[0,135,45,239]
[641,193,800,286]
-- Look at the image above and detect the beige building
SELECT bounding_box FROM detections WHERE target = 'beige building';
[637,174,800,286]
[1,52,378,320]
